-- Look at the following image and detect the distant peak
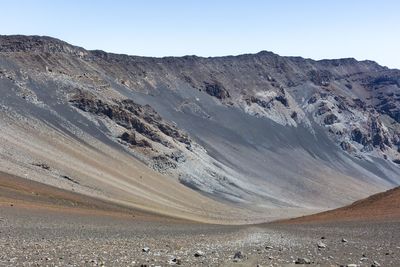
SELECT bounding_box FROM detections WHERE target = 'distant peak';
[256,50,277,56]
[0,35,87,56]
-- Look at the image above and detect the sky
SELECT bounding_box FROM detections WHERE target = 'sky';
[1,0,399,68]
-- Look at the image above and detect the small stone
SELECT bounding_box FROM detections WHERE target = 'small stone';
[371,260,381,267]
[346,264,358,267]
[233,251,244,260]
[321,236,326,239]
[168,257,181,265]
[360,257,368,261]
[194,250,204,257]
[317,241,327,249]
[265,245,273,250]
[295,257,311,264]
[142,247,150,253]
[342,238,348,243]
[268,256,274,260]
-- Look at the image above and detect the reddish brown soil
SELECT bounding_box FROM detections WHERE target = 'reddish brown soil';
[0,171,186,223]
[279,186,400,224]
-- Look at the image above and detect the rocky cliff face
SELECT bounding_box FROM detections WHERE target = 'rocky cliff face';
[69,90,192,172]
[0,35,399,215]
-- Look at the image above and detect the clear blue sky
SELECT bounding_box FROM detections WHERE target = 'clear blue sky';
[2,0,399,68]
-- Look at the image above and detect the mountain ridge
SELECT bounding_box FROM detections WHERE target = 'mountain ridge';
[1,35,394,70]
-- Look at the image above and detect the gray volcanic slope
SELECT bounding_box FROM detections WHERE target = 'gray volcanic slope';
[0,35,399,222]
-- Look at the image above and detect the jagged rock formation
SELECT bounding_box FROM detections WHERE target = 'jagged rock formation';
[0,35,399,221]
[69,91,192,172]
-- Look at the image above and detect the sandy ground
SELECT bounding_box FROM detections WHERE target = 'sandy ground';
[0,173,399,266]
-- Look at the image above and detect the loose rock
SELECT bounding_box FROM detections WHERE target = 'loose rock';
[295,257,311,264]
[233,251,244,260]
[168,257,181,265]
[194,250,204,257]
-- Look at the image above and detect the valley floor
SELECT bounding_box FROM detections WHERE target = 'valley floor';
[0,174,399,266]
[0,204,399,266]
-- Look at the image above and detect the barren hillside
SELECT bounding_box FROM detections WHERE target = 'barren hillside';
[0,35,399,222]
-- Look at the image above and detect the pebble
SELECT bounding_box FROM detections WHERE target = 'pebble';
[194,250,204,257]
[317,241,327,249]
[142,247,150,253]
[342,238,348,243]
[168,257,181,265]
[295,257,311,264]
[233,251,244,260]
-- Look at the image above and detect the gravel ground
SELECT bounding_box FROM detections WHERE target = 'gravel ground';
[0,205,399,267]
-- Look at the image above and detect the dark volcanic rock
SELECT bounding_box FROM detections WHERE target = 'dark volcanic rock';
[249,96,271,108]
[308,69,332,86]
[308,95,318,104]
[369,75,399,88]
[324,114,339,125]
[204,81,230,99]
[69,92,191,148]
[151,155,178,172]
[119,132,152,148]
[295,257,311,264]
[275,95,289,107]
[317,103,331,115]
[233,251,244,260]
[0,35,88,56]
[32,163,50,170]
[340,141,353,153]
[351,129,368,145]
